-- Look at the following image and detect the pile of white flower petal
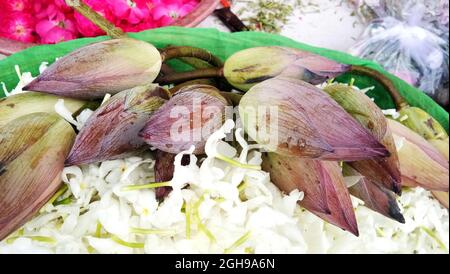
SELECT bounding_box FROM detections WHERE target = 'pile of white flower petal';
[0,66,448,254]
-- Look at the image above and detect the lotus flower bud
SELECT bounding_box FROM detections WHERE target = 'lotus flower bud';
[429,139,449,208]
[429,139,449,161]
[432,191,449,209]
[224,47,350,91]
[140,85,229,155]
[0,113,75,240]
[389,119,449,192]
[396,106,449,163]
[396,106,449,206]
[262,153,359,236]
[239,77,389,161]
[0,92,92,129]
[323,83,402,194]
[343,165,405,223]
[24,39,162,100]
[65,85,167,166]
[398,106,448,141]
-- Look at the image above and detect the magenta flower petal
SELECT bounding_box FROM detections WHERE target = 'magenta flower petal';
[1,0,32,12]
[36,20,57,37]
[0,13,36,43]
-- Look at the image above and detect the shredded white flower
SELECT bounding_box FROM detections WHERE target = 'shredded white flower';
[55,99,82,128]
[1,65,448,254]
[383,109,401,120]
[100,94,112,106]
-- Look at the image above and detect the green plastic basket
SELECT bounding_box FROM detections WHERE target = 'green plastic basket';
[0,27,448,131]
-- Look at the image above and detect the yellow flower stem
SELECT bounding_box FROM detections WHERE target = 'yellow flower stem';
[130,227,175,235]
[48,185,69,205]
[185,202,192,240]
[213,197,226,203]
[95,222,102,238]
[224,231,252,254]
[420,226,448,252]
[216,154,261,170]
[193,194,216,243]
[195,214,216,243]
[54,197,72,206]
[122,182,172,192]
[110,235,144,249]
[238,181,248,193]
[7,235,56,245]
[87,245,96,254]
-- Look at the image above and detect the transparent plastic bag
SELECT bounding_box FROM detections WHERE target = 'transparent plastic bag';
[350,0,449,106]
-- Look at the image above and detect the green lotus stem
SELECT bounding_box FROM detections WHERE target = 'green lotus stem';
[160,46,224,68]
[122,182,172,191]
[110,235,145,249]
[224,231,252,254]
[179,57,214,69]
[156,67,224,85]
[351,65,408,110]
[216,154,262,170]
[160,64,176,77]
[169,79,217,95]
[66,0,125,39]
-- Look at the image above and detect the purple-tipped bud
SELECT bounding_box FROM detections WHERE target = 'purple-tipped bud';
[263,153,359,236]
[140,85,229,155]
[65,85,167,166]
[239,77,389,161]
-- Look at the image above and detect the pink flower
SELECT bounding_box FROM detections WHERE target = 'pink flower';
[0,0,201,44]
[40,26,78,43]
[119,18,158,32]
[33,0,62,20]
[36,15,78,44]
[152,0,197,26]
[0,12,36,43]
[54,0,73,13]
[106,0,152,25]
[0,0,32,12]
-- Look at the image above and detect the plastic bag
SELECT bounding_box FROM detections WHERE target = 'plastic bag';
[350,0,449,106]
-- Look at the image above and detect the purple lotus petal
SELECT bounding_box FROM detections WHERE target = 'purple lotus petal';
[65,85,166,166]
[240,77,389,161]
[140,85,229,155]
[263,153,359,236]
